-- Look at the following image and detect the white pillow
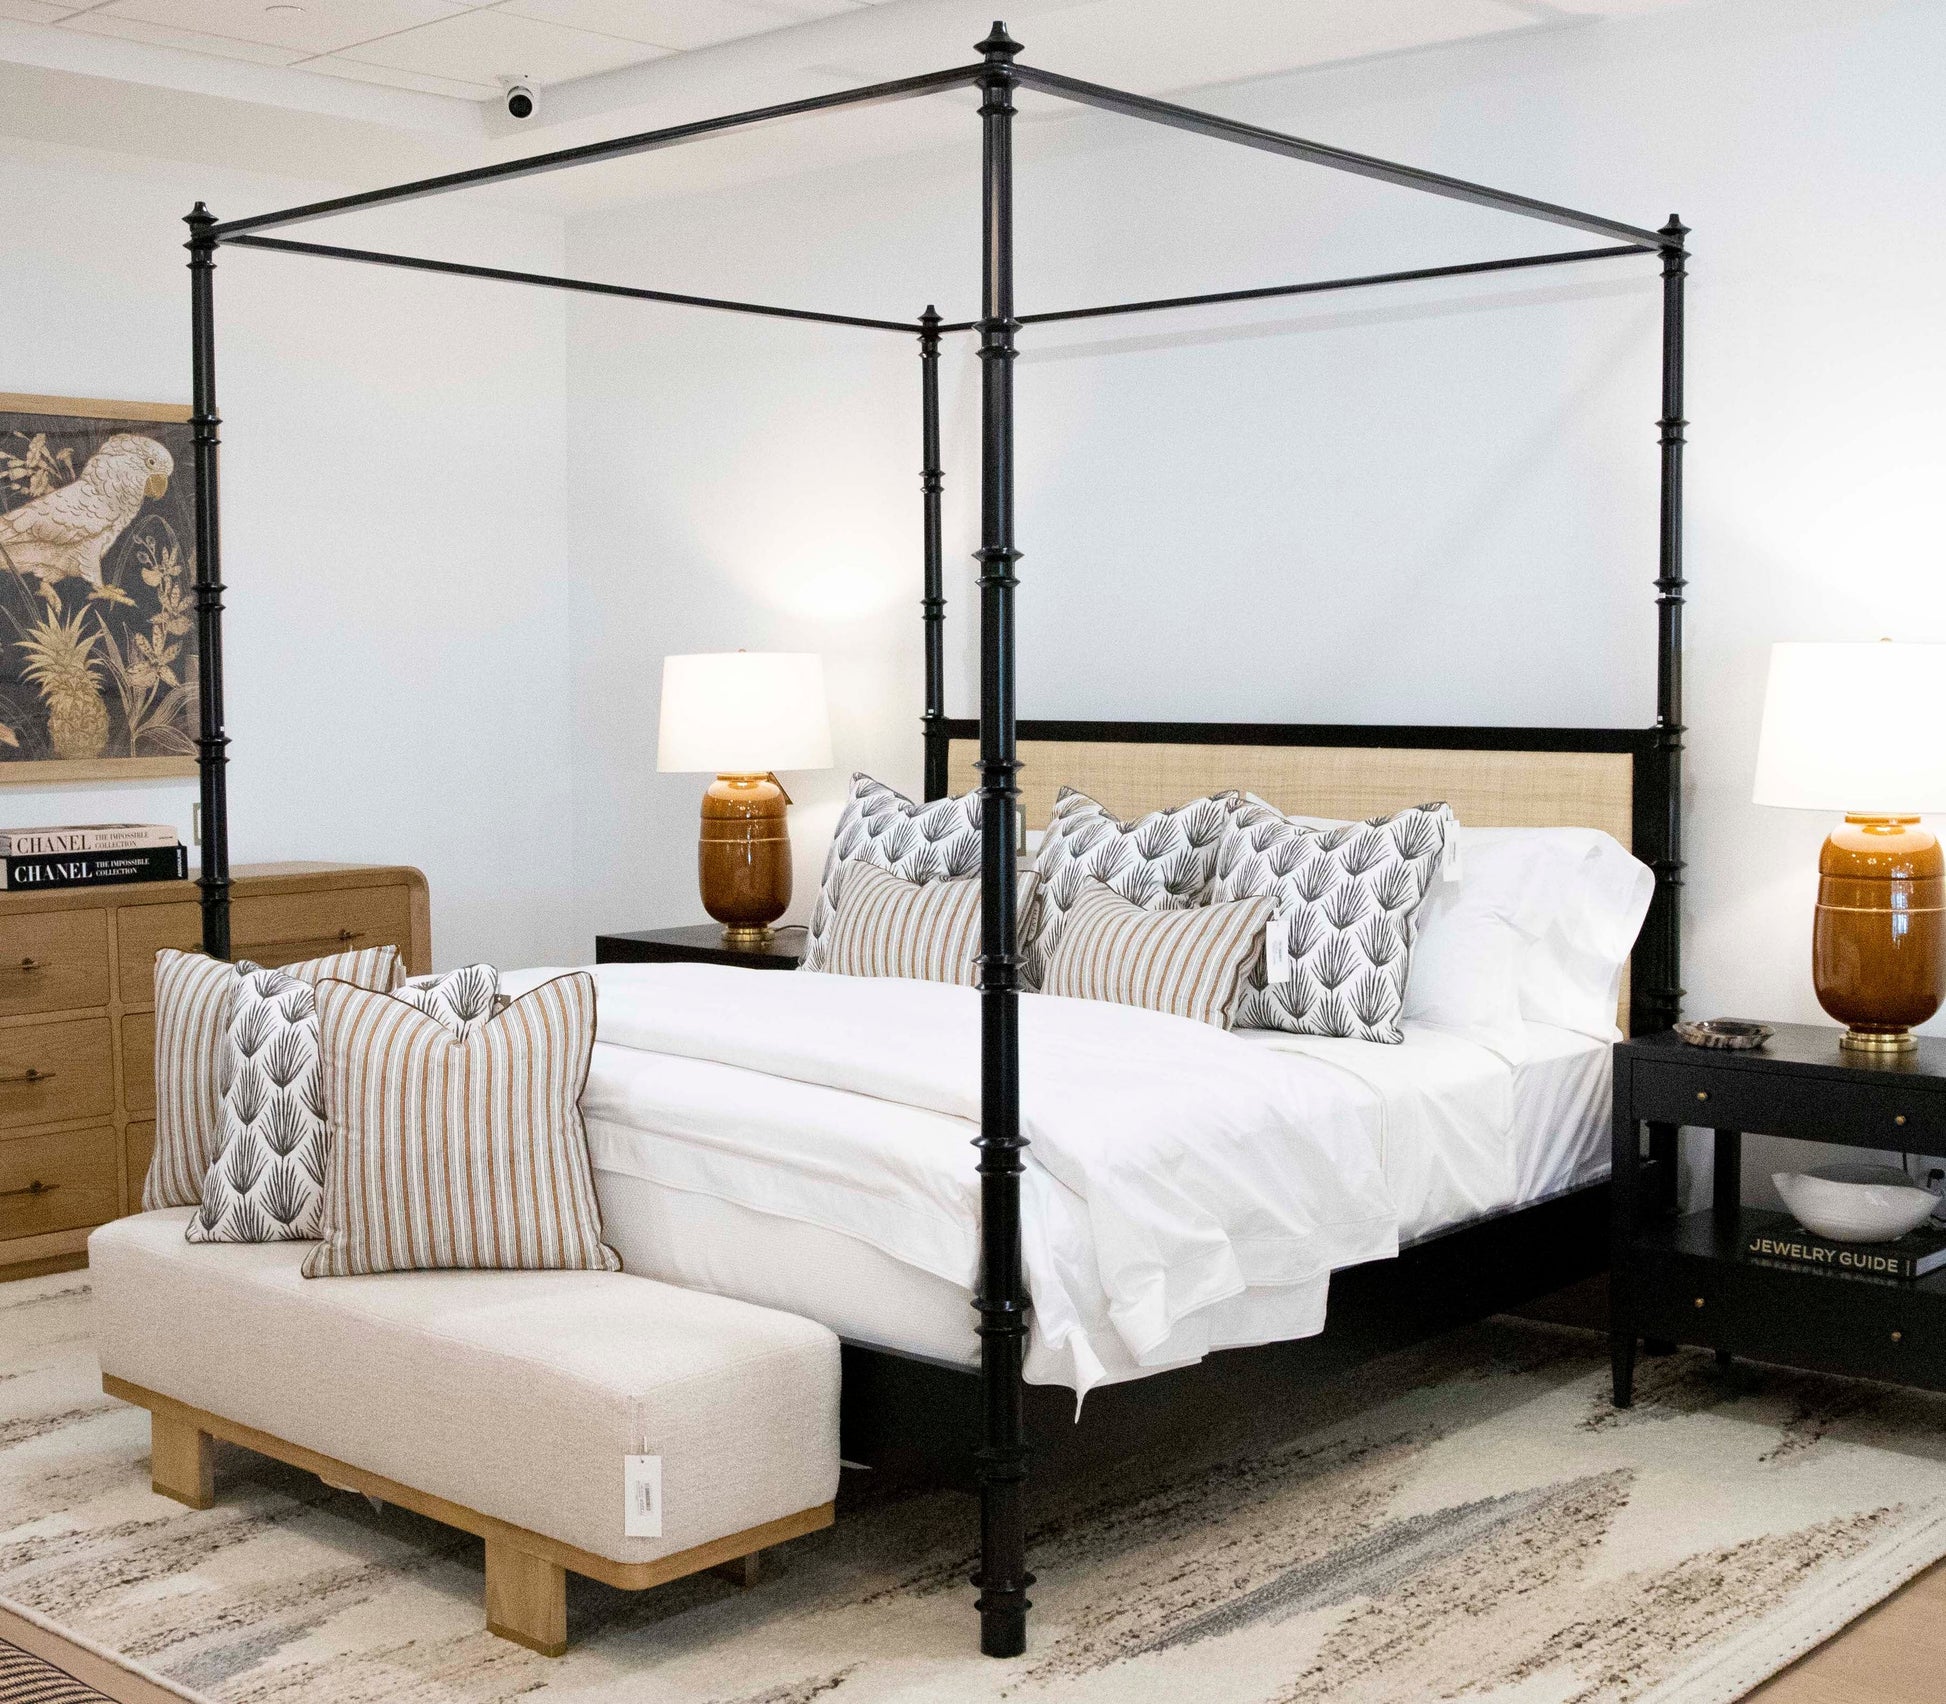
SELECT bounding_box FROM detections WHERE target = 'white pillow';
[1407,827,1653,1044]
[1399,902,1531,1062]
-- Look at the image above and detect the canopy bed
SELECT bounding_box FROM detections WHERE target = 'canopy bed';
[180,23,1687,1660]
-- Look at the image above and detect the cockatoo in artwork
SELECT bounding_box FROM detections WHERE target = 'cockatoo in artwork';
[0,434,173,590]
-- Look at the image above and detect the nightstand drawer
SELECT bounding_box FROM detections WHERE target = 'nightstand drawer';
[1633,1238,1946,1391]
[1630,1058,1946,1148]
[0,909,110,1018]
[0,1017,115,1131]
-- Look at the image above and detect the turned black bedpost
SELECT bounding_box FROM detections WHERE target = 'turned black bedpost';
[186,204,233,961]
[1639,215,1687,1033]
[920,305,949,800]
[971,19,1031,1662]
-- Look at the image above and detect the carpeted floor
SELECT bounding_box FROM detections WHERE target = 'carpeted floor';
[7,1272,1946,1704]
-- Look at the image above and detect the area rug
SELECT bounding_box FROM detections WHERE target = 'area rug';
[7,1274,1946,1704]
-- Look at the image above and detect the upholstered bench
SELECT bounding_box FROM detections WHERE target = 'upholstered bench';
[89,1209,841,1656]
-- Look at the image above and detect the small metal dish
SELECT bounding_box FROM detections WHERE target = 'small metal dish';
[1674,1018,1774,1051]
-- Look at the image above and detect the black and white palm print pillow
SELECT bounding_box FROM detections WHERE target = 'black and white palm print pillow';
[803,774,982,971]
[398,963,504,1037]
[187,966,328,1244]
[1028,787,1238,989]
[1213,800,1455,1043]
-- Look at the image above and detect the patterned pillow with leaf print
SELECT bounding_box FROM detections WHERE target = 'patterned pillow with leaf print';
[1213,799,1456,1043]
[1027,787,1239,989]
[186,965,332,1245]
[802,773,983,972]
[397,963,506,1034]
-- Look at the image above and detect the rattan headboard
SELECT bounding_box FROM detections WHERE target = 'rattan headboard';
[943,719,1657,1033]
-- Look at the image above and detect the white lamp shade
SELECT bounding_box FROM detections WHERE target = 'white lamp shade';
[656,652,833,774]
[1752,642,1946,813]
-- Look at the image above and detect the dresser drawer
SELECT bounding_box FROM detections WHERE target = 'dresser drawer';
[0,908,110,1018]
[123,1012,156,1115]
[0,1124,119,1240]
[1630,1058,1946,1150]
[118,885,415,1005]
[0,1017,115,1132]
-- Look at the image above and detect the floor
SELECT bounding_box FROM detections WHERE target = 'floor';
[3,1562,1940,1704]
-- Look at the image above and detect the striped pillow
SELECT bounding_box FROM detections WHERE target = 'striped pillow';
[143,944,402,1211]
[824,863,1040,985]
[302,972,618,1278]
[1040,879,1273,1029]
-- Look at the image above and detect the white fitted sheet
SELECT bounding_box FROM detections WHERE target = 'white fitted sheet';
[574,977,1612,1391]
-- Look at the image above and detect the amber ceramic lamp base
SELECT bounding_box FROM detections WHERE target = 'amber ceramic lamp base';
[1813,816,1945,1054]
[699,774,791,948]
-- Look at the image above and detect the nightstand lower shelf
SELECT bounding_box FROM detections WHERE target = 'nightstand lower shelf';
[1625,1208,1946,1396]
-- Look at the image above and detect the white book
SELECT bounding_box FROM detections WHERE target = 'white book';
[0,823,180,857]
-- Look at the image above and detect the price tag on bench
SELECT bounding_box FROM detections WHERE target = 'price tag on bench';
[624,1454,662,1538]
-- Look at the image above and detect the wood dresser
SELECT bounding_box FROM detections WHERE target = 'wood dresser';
[0,862,429,1279]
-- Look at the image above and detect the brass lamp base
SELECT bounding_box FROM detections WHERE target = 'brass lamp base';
[1839,1026,1920,1055]
[719,924,776,950]
[1813,815,1943,1053]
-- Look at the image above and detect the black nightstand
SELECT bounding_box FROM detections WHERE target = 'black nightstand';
[1611,1023,1946,1407]
[593,923,807,972]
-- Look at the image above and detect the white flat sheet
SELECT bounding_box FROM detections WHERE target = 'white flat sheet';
[578,1011,1615,1389]
[574,964,1398,1396]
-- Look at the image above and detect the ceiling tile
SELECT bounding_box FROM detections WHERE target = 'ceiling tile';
[496,0,857,52]
[58,11,306,63]
[93,0,475,56]
[0,1,88,23]
[304,51,498,97]
[338,7,667,83]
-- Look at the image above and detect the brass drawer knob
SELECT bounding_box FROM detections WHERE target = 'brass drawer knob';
[1895,1115,1908,1127]
[1892,1330,1905,1344]
[1695,1090,1710,1102]
[1693,1297,1707,1309]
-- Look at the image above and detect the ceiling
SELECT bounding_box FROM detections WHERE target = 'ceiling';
[0,0,1702,212]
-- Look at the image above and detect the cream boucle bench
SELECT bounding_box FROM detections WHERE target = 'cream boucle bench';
[89,1209,841,1656]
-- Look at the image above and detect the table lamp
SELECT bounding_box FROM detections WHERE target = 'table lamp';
[657,652,833,947]
[1753,641,1946,1052]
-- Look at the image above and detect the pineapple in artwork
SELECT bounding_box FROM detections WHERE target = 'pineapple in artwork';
[17,603,110,759]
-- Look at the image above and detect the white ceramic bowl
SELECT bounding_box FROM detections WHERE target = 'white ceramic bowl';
[1773,1164,1939,1243]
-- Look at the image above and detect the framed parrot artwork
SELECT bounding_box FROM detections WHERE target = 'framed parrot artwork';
[0,393,198,782]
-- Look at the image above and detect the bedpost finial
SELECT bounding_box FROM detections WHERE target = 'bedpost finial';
[187,201,214,225]
[978,21,1022,62]
[1660,214,1688,244]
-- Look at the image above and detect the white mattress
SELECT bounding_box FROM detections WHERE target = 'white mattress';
[585,1005,1610,1391]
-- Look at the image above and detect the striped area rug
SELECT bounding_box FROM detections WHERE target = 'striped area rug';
[7,1270,1946,1703]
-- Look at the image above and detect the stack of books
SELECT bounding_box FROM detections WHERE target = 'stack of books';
[0,823,188,892]
[1743,1209,1946,1282]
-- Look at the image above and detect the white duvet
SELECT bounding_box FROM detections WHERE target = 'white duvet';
[567,964,1401,1396]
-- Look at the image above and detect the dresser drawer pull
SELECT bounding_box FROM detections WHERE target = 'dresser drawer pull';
[0,1179,58,1200]
[0,1066,55,1085]
[1896,1115,1908,1127]
[0,957,45,976]
[233,929,365,954]
[1695,1090,1710,1103]
[1892,1330,1905,1345]
[1693,1296,1707,1309]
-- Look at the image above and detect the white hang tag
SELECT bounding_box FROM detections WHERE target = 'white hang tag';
[624,1454,662,1538]
[1264,914,1293,985]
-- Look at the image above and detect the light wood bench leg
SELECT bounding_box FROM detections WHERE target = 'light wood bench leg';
[712,1550,761,1589]
[485,1540,567,1657]
[150,1412,214,1510]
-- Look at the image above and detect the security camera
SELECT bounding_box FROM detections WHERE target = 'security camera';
[502,77,536,120]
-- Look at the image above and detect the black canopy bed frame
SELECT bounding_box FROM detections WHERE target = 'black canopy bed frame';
[181,23,1686,1660]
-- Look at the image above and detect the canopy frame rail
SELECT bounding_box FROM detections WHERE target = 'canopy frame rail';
[184,18,1687,1666]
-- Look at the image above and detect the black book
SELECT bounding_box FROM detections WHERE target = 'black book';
[2,845,188,892]
[1743,1209,1946,1281]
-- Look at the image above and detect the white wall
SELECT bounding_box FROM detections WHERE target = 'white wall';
[564,0,1946,1192]
[0,138,573,967]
